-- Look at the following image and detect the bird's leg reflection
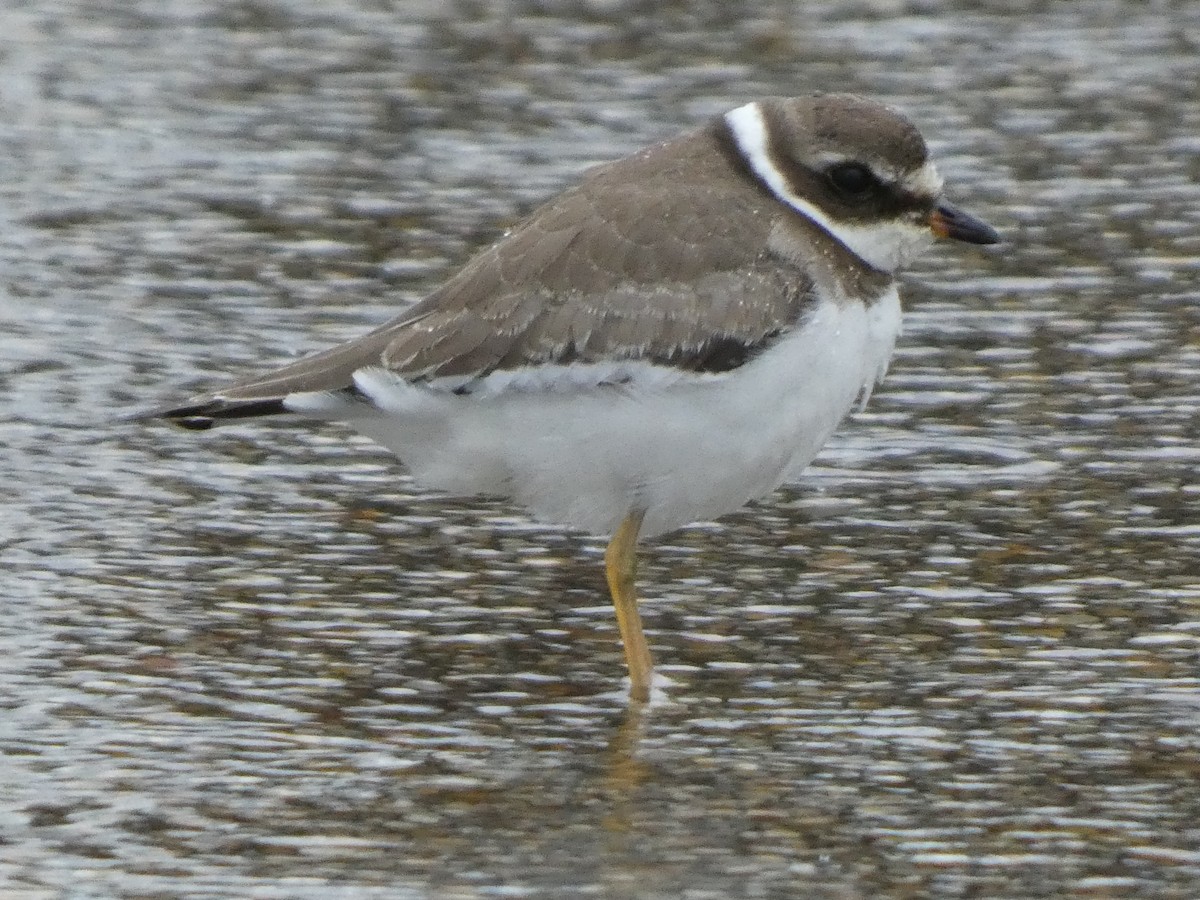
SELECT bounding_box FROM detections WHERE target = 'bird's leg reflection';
[601,698,650,839]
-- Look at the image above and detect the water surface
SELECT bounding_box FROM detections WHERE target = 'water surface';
[3,1,1200,896]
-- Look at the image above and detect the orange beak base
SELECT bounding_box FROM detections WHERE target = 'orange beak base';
[929,202,1000,245]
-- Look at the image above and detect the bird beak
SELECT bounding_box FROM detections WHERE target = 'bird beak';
[928,201,1001,245]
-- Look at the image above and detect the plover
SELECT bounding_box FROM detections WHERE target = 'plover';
[147,94,999,701]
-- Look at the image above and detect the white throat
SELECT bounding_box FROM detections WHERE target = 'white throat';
[724,102,936,274]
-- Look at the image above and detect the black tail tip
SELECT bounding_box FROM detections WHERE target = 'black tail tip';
[170,414,218,431]
[133,397,288,430]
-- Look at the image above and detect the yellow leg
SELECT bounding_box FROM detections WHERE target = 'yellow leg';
[605,510,652,702]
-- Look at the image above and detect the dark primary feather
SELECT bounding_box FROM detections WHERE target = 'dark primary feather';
[153,117,820,428]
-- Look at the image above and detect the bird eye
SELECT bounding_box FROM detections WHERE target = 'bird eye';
[827,162,877,197]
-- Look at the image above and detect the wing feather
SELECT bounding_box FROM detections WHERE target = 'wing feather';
[151,121,818,427]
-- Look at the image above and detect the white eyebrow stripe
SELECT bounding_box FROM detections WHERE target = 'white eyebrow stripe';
[724,103,847,239]
[723,101,932,274]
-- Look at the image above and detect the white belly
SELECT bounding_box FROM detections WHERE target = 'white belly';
[303,289,901,538]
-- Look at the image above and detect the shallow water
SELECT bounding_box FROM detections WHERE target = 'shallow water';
[3,1,1200,896]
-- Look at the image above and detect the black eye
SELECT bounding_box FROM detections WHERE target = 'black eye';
[827,162,877,197]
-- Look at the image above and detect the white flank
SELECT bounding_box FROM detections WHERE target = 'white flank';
[724,102,934,273]
[298,289,902,539]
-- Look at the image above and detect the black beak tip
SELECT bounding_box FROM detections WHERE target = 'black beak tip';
[969,220,1003,246]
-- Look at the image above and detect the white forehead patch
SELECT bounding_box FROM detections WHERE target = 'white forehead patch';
[723,101,936,273]
[905,161,944,197]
